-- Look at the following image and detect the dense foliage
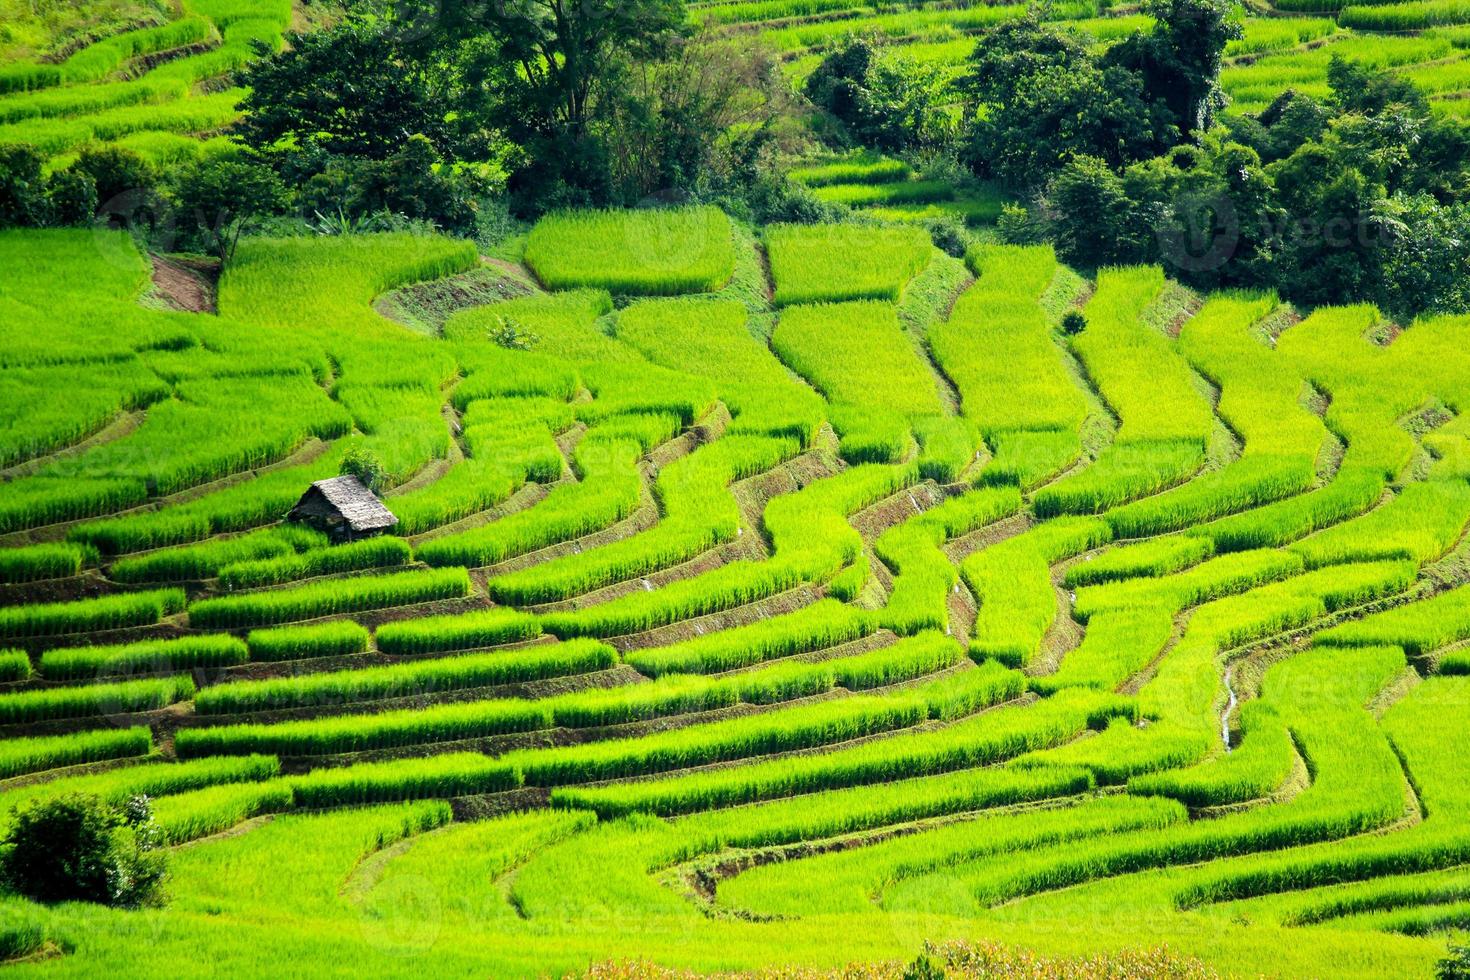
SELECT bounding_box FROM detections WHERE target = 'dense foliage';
[0,794,166,907]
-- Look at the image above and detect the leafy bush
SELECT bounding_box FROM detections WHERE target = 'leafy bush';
[0,794,165,908]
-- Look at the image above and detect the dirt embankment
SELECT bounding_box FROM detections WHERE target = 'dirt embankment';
[149,254,219,313]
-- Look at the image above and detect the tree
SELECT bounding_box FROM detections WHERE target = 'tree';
[67,144,157,220]
[173,157,288,264]
[0,794,165,908]
[973,62,1174,188]
[45,168,97,226]
[441,0,685,208]
[598,38,786,204]
[959,15,1090,106]
[1439,944,1470,980]
[1370,193,1470,320]
[0,145,47,227]
[1328,54,1428,117]
[1102,0,1241,140]
[443,0,685,142]
[806,39,953,152]
[238,21,455,160]
[1045,154,1144,267]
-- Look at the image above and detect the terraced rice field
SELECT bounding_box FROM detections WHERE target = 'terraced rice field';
[2,198,1470,976]
[753,3,1470,221]
[14,0,1470,220]
[0,0,291,165]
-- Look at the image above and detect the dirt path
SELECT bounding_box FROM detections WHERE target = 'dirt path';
[149,254,218,313]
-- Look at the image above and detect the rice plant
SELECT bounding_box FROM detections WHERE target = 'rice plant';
[615,298,825,443]
[506,694,929,785]
[246,620,370,661]
[485,433,798,604]
[109,526,325,583]
[415,436,645,569]
[0,675,194,723]
[288,753,520,807]
[789,152,911,186]
[828,631,963,690]
[1073,266,1213,446]
[187,568,471,629]
[0,726,151,779]
[374,607,541,655]
[0,543,88,583]
[549,687,1116,817]
[217,536,413,590]
[0,650,31,682]
[175,696,551,757]
[765,224,932,305]
[523,207,735,295]
[1315,582,1470,656]
[40,635,248,680]
[1033,440,1205,518]
[151,781,296,845]
[0,588,184,639]
[1063,535,1213,588]
[963,518,1112,666]
[194,639,614,714]
[624,599,874,676]
[771,301,943,462]
[1289,479,1470,568]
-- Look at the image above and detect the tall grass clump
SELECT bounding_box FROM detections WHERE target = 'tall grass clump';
[0,543,87,583]
[40,635,247,680]
[217,536,412,590]
[188,568,470,629]
[523,207,735,294]
[765,224,932,305]
[0,727,152,779]
[375,607,541,655]
[194,639,615,714]
[0,588,184,639]
[175,698,551,757]
[0,676,194,723]
[246,620,370,661]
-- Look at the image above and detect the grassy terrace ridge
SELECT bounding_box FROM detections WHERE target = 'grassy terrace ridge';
[0,209,1468,978]
[6,0,1470,974]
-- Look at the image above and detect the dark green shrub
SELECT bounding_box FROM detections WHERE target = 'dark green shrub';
[1061,310,1087,335]
[0,794,166,908]
[1439,945,1470,980]
[340,446,388,494]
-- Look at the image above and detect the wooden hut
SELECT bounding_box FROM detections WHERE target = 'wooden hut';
[286,475,397,543]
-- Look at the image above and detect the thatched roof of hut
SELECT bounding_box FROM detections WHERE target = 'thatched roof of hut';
[288,475,397,532]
